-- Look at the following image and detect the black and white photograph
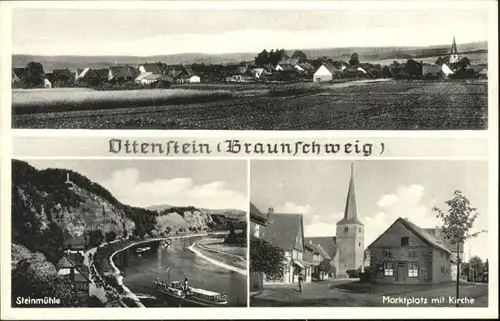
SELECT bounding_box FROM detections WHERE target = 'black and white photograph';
[11,5,490,130]
[249,160,488,307]
[11,159,248,308]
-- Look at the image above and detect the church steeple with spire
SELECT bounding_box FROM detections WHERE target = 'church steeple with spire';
[450,37,459,63]
[335,163,365,277]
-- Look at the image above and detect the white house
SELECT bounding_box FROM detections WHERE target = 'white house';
[441,64,454,77]
[43,78,52,88]
[187,75,201,83]
[313,63,342,83]
[252,68,265,78]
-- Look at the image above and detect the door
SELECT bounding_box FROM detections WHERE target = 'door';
[396,262,406,283]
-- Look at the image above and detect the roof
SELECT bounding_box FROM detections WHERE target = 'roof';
[260,213,302,251]
[53,69,74,79]
[141,63,163,74]
[94,68,110,78]
[367,217,451,254]
[422,64,442,74]
[167,64,196,79]
[250,202,269,225]
[322,62,343,74]
[472,65,487,73]
[422,228,464,253]
[288,57,300,66]
[12,67,26,81]
[337,164,363,226]
[304,237,336,260]
[276,63,295,72]
[297,62,315,72]
[56,256,74,270]
[109,66,136,78]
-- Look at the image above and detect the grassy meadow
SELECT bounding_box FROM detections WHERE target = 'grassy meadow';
[12,87,235,114]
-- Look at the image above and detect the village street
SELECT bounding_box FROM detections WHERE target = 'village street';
[250,280,489,307]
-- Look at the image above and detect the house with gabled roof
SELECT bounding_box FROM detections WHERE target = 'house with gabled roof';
[259,213,315,284]
[52,68,75,87]
[139,63,165,75]
[313,62,343,82]
[108,65,138,83]
[166,64,201,84]
[367,217,452,284]
[295,61,315,74]
[250,203,272,239]
[305,236,337,278]
[56,254,91,298]
[77,68,110,86]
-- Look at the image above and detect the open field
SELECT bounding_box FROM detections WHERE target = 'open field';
[12,80,487,130]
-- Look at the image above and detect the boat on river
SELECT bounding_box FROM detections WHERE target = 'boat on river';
[154,280,228,307]
[136,246,151,254]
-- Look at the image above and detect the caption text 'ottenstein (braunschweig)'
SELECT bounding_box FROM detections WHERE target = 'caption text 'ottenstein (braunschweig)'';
[108,139,384,157]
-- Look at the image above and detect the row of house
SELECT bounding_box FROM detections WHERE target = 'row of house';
[12,62,202,88]
[251,165,464,290]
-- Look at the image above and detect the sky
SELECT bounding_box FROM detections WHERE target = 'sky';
[250,160,489,261]
[23,159,247,211]
[12,8,490,56]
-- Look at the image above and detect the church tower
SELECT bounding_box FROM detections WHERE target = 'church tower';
[336,163,364,278]
[450,37,459,63]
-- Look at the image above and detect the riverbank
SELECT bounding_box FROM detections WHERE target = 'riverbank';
[108,234,210,308]
[188,240,247,276]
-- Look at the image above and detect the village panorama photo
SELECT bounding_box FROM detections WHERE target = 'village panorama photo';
[11,159,248,308]
[10,4,490,130]
[249,160,489,307]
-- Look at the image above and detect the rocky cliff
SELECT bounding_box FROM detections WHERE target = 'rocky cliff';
[12,160,141,263]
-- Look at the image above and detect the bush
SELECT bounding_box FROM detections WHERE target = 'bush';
[346,269,361,278]
[250,239,286,279]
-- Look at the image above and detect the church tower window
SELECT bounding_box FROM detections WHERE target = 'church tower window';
[344,227,348,233]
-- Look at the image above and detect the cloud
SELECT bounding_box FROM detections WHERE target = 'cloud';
[101,168,247,210]
[364,184,440,247]
[274,202,312,215]
[304,212,344,237]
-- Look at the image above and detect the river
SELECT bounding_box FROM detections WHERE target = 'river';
[112,236,247,307]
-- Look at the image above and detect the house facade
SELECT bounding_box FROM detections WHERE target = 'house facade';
[313,63,342,82]
[56,254,91,300]
[260,213,314,285]
[368,217,452,284]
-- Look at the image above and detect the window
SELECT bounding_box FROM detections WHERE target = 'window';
[359,227,361,233]
[401,237,409,246]
[408,263,419,277]
[409,250,417,257]
[344,227,348,233]
[440,252,443,258]
[384,250,393,258]
[358,242,361,247]
[384,262,394,276]
[441,267,445,274]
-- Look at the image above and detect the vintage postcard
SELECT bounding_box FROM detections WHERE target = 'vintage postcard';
[0,0,498,320]
[9,3,493,130]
